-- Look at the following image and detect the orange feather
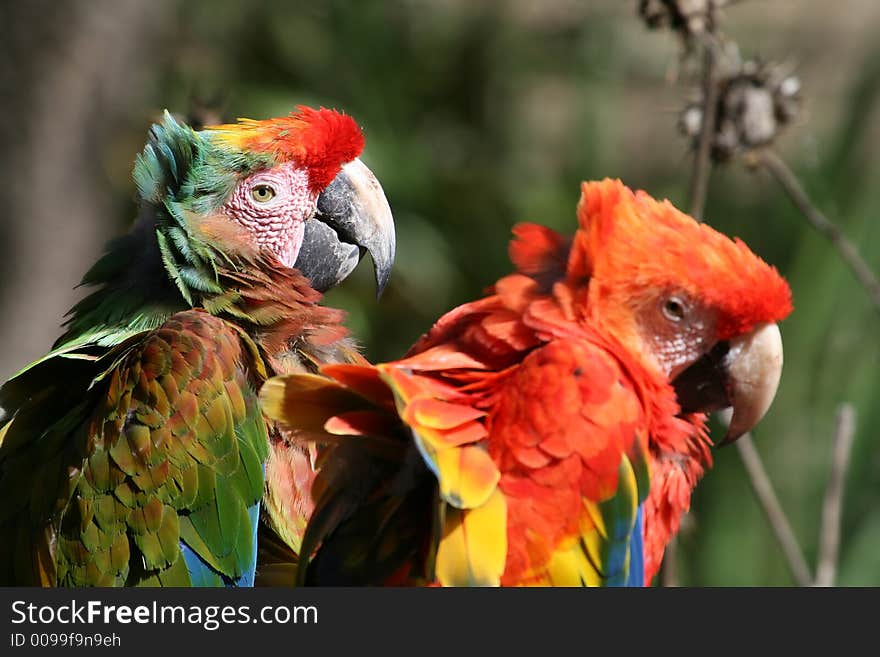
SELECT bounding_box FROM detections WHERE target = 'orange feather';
[267,178,793,586]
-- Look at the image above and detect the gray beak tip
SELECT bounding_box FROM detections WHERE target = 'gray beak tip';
[373,241,395,299]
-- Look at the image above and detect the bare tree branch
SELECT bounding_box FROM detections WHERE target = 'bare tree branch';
[815,403,857,586]
[644,0,858,590]
[664,11,723,591]
[688,35,719,220]
[659,10,723,586]
[756,148,880,314]
[673,4,812,589]
[734,433,813,586]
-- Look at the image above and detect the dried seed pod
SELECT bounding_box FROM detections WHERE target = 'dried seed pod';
[679,59,803,162]
[638,0,727,42]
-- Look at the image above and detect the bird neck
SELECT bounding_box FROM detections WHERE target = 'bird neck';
[209,260,355,375]
[55,206,354,373]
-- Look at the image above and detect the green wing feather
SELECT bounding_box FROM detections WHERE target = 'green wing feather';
[0,310,268,586]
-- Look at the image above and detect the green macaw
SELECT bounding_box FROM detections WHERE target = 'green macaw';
[0,105,395,586]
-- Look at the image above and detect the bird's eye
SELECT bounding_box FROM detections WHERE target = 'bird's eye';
[251,184,276,203]
[662,296,686,322]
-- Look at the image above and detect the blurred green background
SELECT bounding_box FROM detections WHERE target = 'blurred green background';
[2,0,879,585]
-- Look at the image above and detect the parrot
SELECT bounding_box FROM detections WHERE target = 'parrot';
[260,178,793,586]
[0,104,396,586]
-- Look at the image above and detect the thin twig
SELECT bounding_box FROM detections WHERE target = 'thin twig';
[757,148,880,313]
[659,8,721,587]
[655,0,859,592]
[659,2,822,590]
[735,433,813,586]
[660,537,679,587]
[815,404,857,586]
[688,36,719,220]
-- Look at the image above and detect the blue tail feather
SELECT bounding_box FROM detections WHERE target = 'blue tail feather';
[625,504,645,587]
[179,501,261,587]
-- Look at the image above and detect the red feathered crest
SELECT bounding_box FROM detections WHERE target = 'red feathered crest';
[207,105,365,192]
[573,178,793,340]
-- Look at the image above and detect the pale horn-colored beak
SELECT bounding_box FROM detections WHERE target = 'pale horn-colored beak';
[721,322,784,444]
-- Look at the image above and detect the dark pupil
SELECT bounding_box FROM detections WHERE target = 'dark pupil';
[666,300,682,317]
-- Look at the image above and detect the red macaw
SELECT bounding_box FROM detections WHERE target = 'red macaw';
[261,178,792,586]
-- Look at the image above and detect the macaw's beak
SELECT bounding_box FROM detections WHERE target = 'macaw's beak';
[672,322,784,446]
[296,158,396,297]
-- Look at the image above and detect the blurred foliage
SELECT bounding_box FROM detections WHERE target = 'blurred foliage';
[6,0,880,584]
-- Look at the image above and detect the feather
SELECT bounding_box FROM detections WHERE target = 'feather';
[435,489,506,586]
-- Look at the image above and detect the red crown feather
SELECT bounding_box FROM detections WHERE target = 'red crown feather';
[207,105,365,192]
[575,179,793,340]
[504,180,792,340]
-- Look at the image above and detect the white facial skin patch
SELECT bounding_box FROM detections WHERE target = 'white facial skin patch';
[652,321,711,379]
[642,296,717,379]
[222,163,317,268]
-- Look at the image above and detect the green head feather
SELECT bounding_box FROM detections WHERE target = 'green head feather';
[57,107,364,350]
